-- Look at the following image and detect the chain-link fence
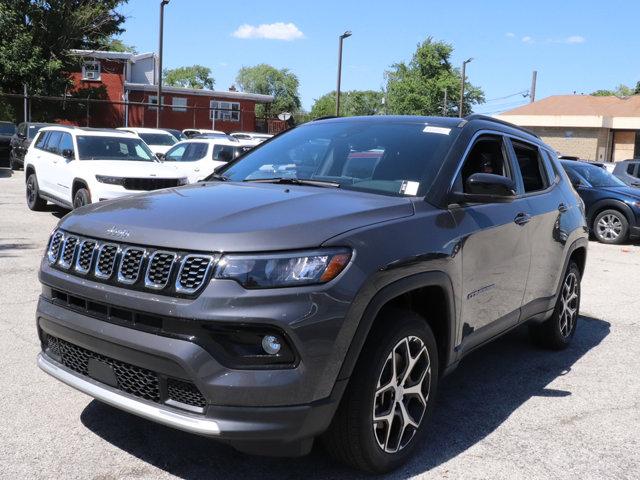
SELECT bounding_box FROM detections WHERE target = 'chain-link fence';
[0,92,288,134]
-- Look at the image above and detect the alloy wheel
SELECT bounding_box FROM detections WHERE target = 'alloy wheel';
[559,272,579,338]
[26,177,36,205]
[372,335,431,453]
[596,214,622,241]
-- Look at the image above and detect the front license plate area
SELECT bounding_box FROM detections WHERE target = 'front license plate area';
[87,358,118,388]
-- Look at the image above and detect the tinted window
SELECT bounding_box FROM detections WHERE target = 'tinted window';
[76,136,155,161]
[164,144,186,161]
[0,122,15,135]
[212,145,241,162]
[220,121,459,196]
[18,123,27,136]
[139,133,177,146]
[512,141,548,193]
[58,133,74,155]
[28,124,46,139]
[46,131,63,154]
[457,135,511,193]
[164,143,208,162]
[627,163,638,177]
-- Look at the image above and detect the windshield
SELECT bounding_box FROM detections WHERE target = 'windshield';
[219,121,458,196]
[76,136,156,161]
[0,123,15,135]
[164,142,208,162]
[213,144,241,162]
[139,132,177,146]
[568,163,627,187]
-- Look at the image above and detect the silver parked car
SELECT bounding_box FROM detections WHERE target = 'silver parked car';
[612,159,640,188]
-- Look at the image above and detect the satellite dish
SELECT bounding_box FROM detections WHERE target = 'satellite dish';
[278,112,292,121]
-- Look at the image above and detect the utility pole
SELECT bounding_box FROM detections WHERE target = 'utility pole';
[530,70,538,103]
[335,31,352,116]
[156,0,170,128]
[459,58,473,118]
[23,84,28,122]
[442,88,448,116]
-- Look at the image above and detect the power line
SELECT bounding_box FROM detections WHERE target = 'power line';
[483,90,530,103]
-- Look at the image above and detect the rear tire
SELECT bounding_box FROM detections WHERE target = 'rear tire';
[73,188,91,209]
[26,173,47,211]
[322,309,439,473]
[593,209,628,244]
[529,261,581,350]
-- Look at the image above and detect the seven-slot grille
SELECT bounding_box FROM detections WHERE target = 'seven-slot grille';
[46,230,215,296]
[44,335,207,410]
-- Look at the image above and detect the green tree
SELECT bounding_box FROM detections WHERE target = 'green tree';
[310,90,384,118]
[0,0,127,120]
[163,65,215,89]
[100,37,136,53]
[384,37,484,116]
[591,84,636,97]
[236,64,301,117]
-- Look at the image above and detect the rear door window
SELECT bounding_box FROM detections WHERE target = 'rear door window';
[511,141,549,193]
[46,131,63,155]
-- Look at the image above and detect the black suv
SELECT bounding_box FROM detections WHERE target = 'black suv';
[9,122,54,170]
[37,115,588,473]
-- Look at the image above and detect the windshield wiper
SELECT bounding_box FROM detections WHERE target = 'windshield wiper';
[242,177,340,188]
[203,172,229,182]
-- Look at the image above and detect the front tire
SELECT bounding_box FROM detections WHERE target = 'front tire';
[73,188,91,209]
[593,209,628,244]
[26,173,47,211]
[529,261,581,350]
[323,309,439,473]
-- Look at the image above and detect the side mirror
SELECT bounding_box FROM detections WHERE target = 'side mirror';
[155,152,165,161]
[450,173,517,204]
[62,149,74,159]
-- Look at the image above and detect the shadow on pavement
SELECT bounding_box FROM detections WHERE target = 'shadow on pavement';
[81,315,609,480]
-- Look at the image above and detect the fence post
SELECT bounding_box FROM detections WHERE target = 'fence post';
[23,84,28,122]
[86,95,90,127]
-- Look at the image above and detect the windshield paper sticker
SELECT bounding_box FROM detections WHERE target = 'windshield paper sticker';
[400,181,420,196]
[423,126,451,135]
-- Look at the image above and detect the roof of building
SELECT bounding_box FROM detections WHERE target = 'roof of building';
[496,95,640,129]
[70,49,156,63]
[501,95,640,117]
[125,82,274,103]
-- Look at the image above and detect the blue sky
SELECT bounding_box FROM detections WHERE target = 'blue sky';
[118,0,640,112]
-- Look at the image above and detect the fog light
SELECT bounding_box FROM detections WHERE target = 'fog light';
[261,335,282,355]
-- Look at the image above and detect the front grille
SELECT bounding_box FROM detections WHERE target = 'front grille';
[122,178,180,191]
[145,252,176,289]
[95,244,118,278]
[176,255,214,294]
[47,231,64,263]
[46,230,217,297]
[118,248,145,284]
[75,240,96,274]
[45,335,206,409]
[59,236,79,269]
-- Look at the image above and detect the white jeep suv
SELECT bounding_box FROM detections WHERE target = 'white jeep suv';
[24,126,187,210]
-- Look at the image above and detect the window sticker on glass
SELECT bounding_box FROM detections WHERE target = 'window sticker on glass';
[400,180,420,195]
[423,126,451,135]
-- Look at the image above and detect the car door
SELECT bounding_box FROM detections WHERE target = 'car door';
[507,140,568,316]
[453,134,532,350]
[52,132,76,203]
[41,130,67,199]
[31,131,56,195]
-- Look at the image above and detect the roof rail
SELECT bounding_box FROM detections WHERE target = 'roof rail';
[465,114,540,139]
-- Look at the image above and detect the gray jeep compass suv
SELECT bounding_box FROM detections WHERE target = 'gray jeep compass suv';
[36,115,588,473]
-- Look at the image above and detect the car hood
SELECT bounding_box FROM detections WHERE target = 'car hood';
[75,160,184,178]
[599,186,640,200]
[59,182,414,251]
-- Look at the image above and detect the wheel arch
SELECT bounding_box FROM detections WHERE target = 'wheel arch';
[336,271,456,384]
[587,199,635,230]
[72,178,89,199]
[25,164,36,182]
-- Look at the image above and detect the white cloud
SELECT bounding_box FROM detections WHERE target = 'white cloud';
[505,32,515,38]
[521,36,534,44]
[566,35,586,44]
[232,22,304,41]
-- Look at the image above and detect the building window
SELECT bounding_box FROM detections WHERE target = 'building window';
[172,97,187,112]
[210,101,240,121]
[148,95,165,110]
[81,61,101,81]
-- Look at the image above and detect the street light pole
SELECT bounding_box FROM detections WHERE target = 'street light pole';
[459,57,473,118]
[335,30,352,116]
[156,0,170,128]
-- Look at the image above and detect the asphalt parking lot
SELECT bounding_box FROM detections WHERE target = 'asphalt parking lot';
[1,168,639,480]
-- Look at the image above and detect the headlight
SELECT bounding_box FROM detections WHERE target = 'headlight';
[214,248,351,288]
[95,175,124,185]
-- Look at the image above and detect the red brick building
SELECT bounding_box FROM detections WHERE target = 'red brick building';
[69,50,274,132]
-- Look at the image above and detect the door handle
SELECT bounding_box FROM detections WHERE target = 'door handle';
[558,203,568,213]
[514,212,531,226]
